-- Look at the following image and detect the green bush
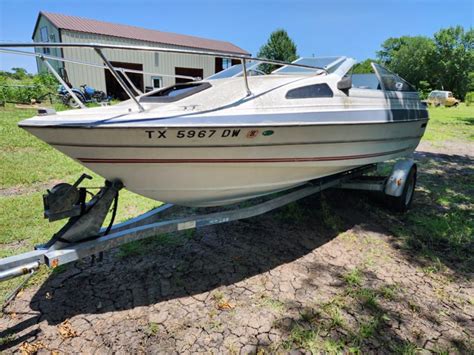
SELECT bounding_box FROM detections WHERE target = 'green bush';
[417,80,432,99]
[465,92,474,106]
[0,70,58,104]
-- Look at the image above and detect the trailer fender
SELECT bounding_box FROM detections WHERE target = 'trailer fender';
[384,159,416,197]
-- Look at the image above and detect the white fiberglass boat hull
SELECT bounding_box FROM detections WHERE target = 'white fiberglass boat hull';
[22,117,427,206]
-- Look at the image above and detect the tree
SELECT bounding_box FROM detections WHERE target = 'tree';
[352,59,377,74]
[377,37,405,65]
[432,26,474,98]
[376,27,474,98]
[418,80,432,99]
[10,67,29,80]
[377,36,435,89]
[468,72,474,92]
[257,29,298,74]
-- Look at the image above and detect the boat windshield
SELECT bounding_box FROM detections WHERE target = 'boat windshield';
[349,63,417,92]
[206,61,264,80]
[372,63,416,92]
[352,74,381,90]
[140,82,211,103]
[272,57,345,75]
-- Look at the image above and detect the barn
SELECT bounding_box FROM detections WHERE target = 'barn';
[32,11,249,99]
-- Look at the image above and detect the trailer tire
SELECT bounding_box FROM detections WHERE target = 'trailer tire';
[386,165,417,213]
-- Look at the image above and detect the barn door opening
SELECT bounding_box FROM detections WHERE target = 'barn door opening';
[105,61,143,100]
[175,67,204,84]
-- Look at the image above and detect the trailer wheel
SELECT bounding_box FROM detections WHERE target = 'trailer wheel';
[386,165,417,212]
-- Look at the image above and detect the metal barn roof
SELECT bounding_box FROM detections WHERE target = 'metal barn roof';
[33,11,250,55]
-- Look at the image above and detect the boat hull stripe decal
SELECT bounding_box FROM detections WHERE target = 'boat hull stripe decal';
[78,147,409,164]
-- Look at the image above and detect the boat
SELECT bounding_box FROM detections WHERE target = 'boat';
[8,44,428,207]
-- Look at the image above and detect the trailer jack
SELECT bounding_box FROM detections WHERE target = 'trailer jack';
[0,175,122,281]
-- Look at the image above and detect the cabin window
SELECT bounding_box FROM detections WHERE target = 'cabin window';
[286,83,333,99]
[40,26,50,54]
[140,82,211,103]
[151,76,162,89]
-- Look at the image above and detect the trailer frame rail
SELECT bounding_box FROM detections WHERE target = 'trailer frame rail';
[0,164,375,282]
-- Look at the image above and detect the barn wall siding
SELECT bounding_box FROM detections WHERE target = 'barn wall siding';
[59,30,218,93]
[32,17,62,74]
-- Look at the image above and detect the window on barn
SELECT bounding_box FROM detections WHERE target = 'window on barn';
[40,26,50,54]
[154,53,159,67]
[151,76,162,89]
[222,58,232,70]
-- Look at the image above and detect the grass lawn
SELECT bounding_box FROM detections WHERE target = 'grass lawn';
[0,104,158,299]
[393,105,473,273]
[422,103,474,142]
[0,104,473,291]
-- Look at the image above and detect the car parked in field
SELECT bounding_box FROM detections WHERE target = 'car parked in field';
[426,90,460,107]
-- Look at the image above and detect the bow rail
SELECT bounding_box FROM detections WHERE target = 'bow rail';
[0,48,200,80]
[0,42,328,112]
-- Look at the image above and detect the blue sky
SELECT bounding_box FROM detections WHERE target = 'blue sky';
[0,0,472,73]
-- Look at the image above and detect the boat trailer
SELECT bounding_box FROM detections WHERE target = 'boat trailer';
[0,160,417,285]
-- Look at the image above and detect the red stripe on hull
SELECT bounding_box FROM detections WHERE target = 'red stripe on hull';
[78,147,409,164]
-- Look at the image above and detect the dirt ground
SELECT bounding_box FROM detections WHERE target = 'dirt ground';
[1,141,473,354]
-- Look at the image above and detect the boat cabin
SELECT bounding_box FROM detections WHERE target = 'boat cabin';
[139,56,418,105]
